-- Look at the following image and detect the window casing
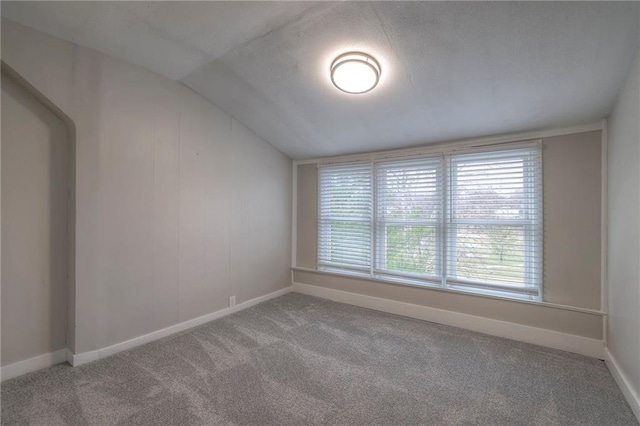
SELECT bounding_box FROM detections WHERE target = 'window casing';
[375,157,443,283]
[317,143,543,301]
[318,163,372,272]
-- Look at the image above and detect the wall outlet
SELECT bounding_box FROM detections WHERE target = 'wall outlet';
[229,296,236,307]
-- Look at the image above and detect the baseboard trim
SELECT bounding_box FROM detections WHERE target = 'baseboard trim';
[69,286,292,367]
[292,282,605,359]
[1,349,68,382]
[605,348,640,422]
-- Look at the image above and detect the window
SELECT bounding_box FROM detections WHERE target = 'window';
[375,157,443,282]
[446,148,542,299]
[318,163,372,272]
[317,143,542,301]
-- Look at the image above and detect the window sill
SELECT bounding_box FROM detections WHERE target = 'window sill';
[319,266,538,302]
[291,266,605,316]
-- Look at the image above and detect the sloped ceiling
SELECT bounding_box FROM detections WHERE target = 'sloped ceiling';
[2,1,638,159]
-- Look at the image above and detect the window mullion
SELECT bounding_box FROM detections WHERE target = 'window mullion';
[445,154,459,286]
[524,154,532,298]
[441,153,447,288]
[371,161,376,277]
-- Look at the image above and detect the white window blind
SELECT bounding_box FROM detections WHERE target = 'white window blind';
[446,146,542,299]
[375,157,443,282]
[318,163,372,272]
[316,142,543,302]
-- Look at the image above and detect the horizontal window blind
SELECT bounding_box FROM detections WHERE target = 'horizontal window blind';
[446,146,542,298]
[318,163,372,272]
[316,142,543,301]
[375,157,443,280]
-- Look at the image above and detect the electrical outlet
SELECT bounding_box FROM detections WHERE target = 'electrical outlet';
[229,296,236,307]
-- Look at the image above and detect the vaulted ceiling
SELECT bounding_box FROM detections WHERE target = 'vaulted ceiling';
[2,2,638,159]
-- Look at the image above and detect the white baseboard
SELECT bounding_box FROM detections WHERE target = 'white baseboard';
[292,282,605,359]
[1,349,68,382]
[69,286,293,367]
[605,348,640,422]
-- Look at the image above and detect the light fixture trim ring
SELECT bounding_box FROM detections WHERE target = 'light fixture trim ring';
[330,52,381,94]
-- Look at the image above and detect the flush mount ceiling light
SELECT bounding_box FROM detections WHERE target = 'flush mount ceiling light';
[330,52,381,94]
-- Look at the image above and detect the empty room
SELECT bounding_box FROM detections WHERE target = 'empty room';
[1,1,639,425]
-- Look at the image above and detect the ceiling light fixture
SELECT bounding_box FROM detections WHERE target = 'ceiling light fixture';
[330,52,381,94]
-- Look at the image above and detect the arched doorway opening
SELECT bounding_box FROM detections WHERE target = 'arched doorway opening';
[1,63,76,374]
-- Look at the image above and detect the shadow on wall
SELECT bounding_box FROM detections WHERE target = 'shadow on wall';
[1,62,77,364]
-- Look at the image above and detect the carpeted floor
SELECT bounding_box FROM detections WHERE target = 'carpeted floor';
[1,293,637,425]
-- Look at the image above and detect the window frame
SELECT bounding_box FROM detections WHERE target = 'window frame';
[316,141,543,302]
[373,156,444,285]
[317,162,373,274]
[444,147,542,300]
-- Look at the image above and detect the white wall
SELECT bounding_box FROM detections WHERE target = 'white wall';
[607,47,640,413]
[1,19,292,357]
[1,73,70,366]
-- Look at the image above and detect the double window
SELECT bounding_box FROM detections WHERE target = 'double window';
[318,143,542,301]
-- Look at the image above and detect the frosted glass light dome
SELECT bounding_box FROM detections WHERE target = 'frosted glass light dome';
[330,52,381,94]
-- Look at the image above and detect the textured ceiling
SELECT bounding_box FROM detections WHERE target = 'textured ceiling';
[2,2,639,159]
